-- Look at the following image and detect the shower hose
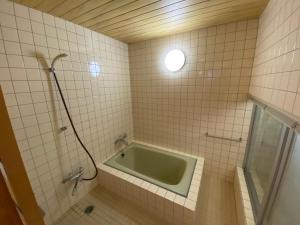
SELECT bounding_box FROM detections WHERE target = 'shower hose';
[51,70,98,181]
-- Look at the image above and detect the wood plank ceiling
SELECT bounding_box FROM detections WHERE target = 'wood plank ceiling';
[13,0,269,43]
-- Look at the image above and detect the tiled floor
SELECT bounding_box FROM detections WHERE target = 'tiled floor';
[197,174,238,225]
[53,186,165,225]
[53,174,237,225]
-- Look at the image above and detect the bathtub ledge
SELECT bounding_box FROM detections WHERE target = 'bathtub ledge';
[234,167,255,225]
[97,142,204,225]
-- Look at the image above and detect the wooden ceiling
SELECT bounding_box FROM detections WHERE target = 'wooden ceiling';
[13,0,269,43]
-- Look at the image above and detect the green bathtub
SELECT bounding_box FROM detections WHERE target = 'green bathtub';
[104,143,197,196]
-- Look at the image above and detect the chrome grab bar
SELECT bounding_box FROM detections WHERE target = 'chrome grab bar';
[205,132,242,142]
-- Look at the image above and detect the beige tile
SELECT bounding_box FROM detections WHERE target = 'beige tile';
[42,13,55,26]
[0,0,14,14]
[29,8,43,22]
[288,71,300,92]
[31,21,45,35]
[4,41,22,55]
[14,3,29,19]
[129,19,256,180]
[18,30,34,44]
[0,12,16,28]
[1,27,19,42]
[0,68,10,80]
[283,92,296,112]
[196,173,237,225]
[250,0,300,121]
[7,55,24,67]
[0,54,8,67]
[0,2,133,224]
[54,186,166,225]
[292,94,300,116]
[16,17,31,32]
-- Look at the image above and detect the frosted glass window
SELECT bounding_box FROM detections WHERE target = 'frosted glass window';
[244,105,290,216]
[262,134,300,225]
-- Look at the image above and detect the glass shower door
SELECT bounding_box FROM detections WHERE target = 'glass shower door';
[244,105,291,216]
[262,132,300,225]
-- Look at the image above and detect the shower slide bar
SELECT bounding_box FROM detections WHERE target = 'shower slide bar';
[205,132,242,142]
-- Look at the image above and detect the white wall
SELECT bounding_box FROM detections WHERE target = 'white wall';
[129,20,258,180]
[4,0,297,222]
[250,0,300,121]
[0,0,133,224]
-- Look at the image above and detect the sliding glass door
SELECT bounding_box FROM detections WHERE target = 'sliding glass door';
[244,104,293,220]
[262,131,300,225]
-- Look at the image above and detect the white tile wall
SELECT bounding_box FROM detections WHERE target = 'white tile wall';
[0,0,133,224]
[5,0,298,222]
[250,0,300,120]
[129,20,258,180]
[234,167,255,225]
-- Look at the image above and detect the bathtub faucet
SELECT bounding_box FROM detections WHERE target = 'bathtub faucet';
[114,133,128,147]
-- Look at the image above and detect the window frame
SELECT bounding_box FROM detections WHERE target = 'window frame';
[243,99,296,224]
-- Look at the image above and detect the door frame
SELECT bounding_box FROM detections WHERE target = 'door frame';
[0,86,44,225]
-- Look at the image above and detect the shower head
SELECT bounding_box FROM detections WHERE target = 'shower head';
[50,53,68,71]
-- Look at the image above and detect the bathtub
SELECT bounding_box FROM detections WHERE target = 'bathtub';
[105,143,197,196]
[98,142,204,225]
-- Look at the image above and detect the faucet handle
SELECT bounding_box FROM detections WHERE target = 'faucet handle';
[122,133,127,139]
[72,177,80,196]
[62,167,84,183]
[118,133,127,139]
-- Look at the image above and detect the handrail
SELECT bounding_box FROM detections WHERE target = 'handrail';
[205,132,242,142]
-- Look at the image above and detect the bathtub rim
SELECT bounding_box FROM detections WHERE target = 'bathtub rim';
[104,142,197,197]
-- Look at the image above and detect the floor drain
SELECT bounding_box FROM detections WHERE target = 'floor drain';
[84,205,94,215]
